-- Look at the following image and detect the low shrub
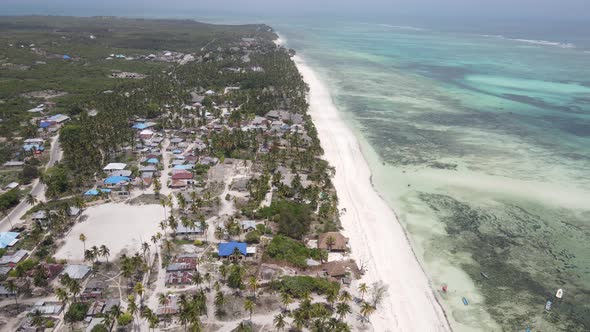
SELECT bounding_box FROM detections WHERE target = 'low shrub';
[270,276,340,298]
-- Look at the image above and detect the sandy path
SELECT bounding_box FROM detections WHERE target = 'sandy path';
[294,55,451,332]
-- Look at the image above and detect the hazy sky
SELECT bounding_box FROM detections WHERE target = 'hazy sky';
[4,0,590,19]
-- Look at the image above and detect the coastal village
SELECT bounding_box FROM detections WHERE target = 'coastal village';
[0,17,387,332]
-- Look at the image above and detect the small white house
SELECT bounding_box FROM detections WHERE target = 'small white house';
[103,163,127,173]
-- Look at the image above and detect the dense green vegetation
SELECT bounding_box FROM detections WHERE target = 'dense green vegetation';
[259,200,312,240]
[271,276,340,299]
[265,235,323,268]
[0,16,274,135]
[64,302,90,323]
[0,189,21,216]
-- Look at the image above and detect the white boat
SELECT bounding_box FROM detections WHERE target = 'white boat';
[556,288,563,299]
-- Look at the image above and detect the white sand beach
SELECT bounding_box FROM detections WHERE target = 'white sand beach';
[54,202,164,262]
[293,55,451,331]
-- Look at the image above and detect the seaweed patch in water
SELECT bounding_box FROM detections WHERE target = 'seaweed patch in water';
[418,192,590,331]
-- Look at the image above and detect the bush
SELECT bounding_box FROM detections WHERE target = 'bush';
[45,320,55,328]
[91,324,109,332]
[21,165,39,184]
[244,230,261,244]
[258,200,311,239]
[65,302,89,322]
[265,235,320,268]
[0,189,21,212]
[271,276,340,298]
[117,312,133,326]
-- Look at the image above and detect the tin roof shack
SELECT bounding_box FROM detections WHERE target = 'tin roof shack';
[0,250,29,268]
[312,259,361,285]
[174,224,203,238]
[157,294,179,316]
[81,279,106,300]
[60,264,91,280]
[165,254,198,286]
[0,284,16,298]
[31,301,64,315]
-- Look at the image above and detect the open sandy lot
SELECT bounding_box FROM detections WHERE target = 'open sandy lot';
[55,202,164,262]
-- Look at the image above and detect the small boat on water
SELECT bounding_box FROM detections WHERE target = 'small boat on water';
[556,288,563,299]
[462,297,469,306]
[545,300,553,311]
[480,272,489,279]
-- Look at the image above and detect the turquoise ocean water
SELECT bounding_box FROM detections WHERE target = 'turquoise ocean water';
[274,19,590,331]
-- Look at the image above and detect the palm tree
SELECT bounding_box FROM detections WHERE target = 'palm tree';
[151,235,159,256]
[336,302,352,321]
[104,313,116,331]
[280,291,293,312]
[326,288,338,306]
[359,302,376,324]
[79,233,87,253]
[55,287,69,307]
[5,280,19,304]
[141,242,150,263]
[148,314,159,331]
[214,226,225,241]
[199,217,209,242]
[134,282,145,305]
[248,276,259,298]
[192,271,204,291]
[291,311,306,331]
[273,313,287,331]
[84,250,95,263]
[91,245,100,263]
[68,279,81,302]
[214,291,226,312]
[109,304,122,321]
[159,221,167,238]
[219,264,228,281]
[339,291,352,304]
[29,309,44,329]
[358,283,368,301]
[127,300,139,331]
[100,244,110,263]
[25,194,37,205]
[73,195,86,210]
[244,299,255,321]
[168,216,178,236]
[325,235,336,251]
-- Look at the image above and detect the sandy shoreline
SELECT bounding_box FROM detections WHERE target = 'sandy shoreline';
[292,53,451,331]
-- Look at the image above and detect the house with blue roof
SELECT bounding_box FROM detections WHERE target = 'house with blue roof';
[0,232,20,249]
[84,188,112,197]
[146,158,159,164]
[173,165,193,170]
[104,176,130,186]
[22,144,45,152]
[218,242,248,259]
